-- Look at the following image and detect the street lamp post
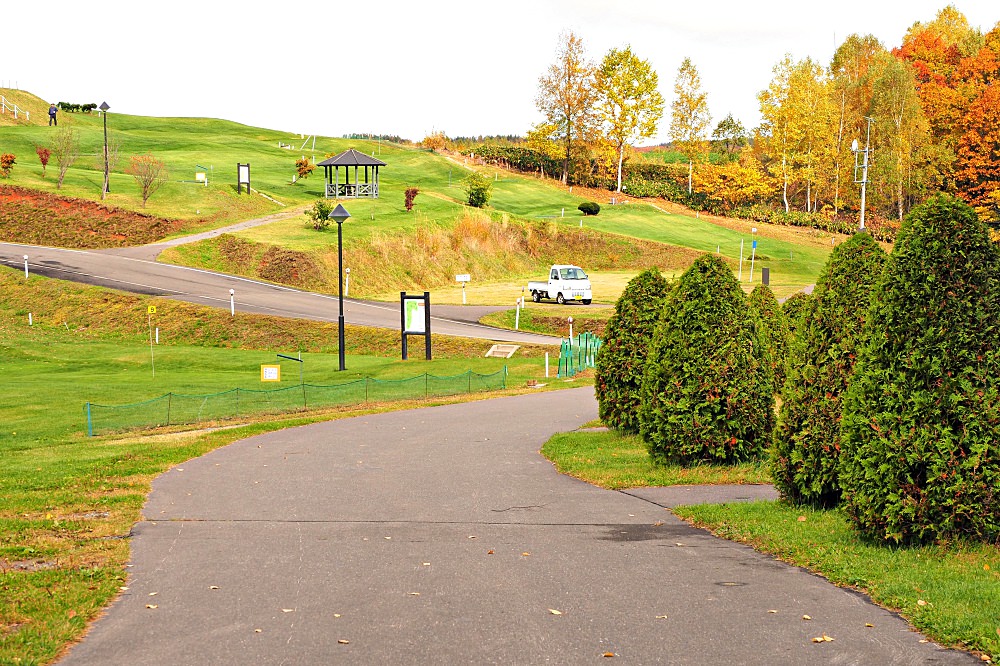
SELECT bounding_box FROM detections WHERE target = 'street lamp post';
[99,102,110,198]
[852,116,873,231]
[328,204,351,371]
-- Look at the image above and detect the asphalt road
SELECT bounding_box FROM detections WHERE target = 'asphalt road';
[60,389,975,665]
[0,242,560,345]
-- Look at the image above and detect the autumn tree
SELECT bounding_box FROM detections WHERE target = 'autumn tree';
[0,153,15,178]
[295,157,315,180]
[126,154,168,208]
[51,127,79,190]
[669,57,711,193]
[536,31,596,185]
[35,146,50,177]
[711,114,748,161]
[955,83,1000,223]
[594,46,664,192]
[694,152,777,211]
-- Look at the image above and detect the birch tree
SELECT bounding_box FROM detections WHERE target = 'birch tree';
[594,46,664,192]
[536,31,596,185]
[669,57,711,194]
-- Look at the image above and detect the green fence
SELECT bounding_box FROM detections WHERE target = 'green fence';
[85,368,508,436]
[557,332,602,378]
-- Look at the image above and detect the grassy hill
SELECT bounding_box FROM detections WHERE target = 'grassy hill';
[0,88,48,127]
[0,93,839,300]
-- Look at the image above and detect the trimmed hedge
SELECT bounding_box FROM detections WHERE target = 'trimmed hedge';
[595,268,672,433]
[578,202,600,216]
[780,291,812,339]
[639,254,773,464]
[772,233,887,507]
[839,195,1000,544]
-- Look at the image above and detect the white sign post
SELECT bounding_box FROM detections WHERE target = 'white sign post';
[456,273,470,305]
[23,255,28,279]
[345,267,351,298]
[229,289,235,316]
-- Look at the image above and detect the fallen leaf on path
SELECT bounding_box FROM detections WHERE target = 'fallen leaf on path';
[548,609,562,615]
[802,615,812,621]
[811,635,834,643]
[865,623,874,628]
[409,592,420,596]
[422,562,430,566]
[768,610,778,614]
[653,521,664,527]
[655,615,668,619]
[521,552,531,557]
[282,609,294,613]
[119,586,129,591]
[797,516,807,522]
[468,535,477,539]
[148,592,157,597]
[145,604,158,609]
[334,614,341,618]
[209,586,219,590]
[254,629,262,633]
[338,639,350,645]
[603,652,615,658]
[487,550,495,555]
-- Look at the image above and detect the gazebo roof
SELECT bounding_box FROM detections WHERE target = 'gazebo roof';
[317,148,387,168]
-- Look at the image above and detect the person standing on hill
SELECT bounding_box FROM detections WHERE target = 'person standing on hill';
[48,104,57,126]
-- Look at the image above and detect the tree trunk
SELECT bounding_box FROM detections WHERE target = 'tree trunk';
[687,161,693,194]
[616,144,624,193]
[834,91,845,215]
[563,119,571,185]
[782,153,789,213]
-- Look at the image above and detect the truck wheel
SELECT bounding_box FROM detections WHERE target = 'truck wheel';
[582,299,592,305]
[556,293,566,305]
[532,291,541,303]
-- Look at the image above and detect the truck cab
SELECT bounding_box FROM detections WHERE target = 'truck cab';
[528,264,593,305]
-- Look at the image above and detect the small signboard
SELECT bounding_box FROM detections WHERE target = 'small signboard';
[404,299,426,334]
[260,364,281,382]
[400,291,432,361]
[195,172,207,182]
[455,274,471,283]
[237,163,251,194]
[147,305,157,314]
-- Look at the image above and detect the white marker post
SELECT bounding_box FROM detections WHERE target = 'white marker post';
[345,268,351,298]
[515,298,521,330]
[568,316,574,341]
[23,255,28,279]
[229,289,235,317]
[545,352,549,378]
[456,273,471,305]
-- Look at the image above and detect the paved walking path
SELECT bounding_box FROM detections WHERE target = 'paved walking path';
[61,389,975,664]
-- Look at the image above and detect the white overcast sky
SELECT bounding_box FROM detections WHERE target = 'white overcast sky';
[3,1,996,144]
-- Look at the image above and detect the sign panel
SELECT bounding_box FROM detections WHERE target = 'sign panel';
[195,172,207,182]
[260,364,281,382]
[147,305,157,314]
[455,274,471,283]
[238,164,250,184]
[752,240,758,249]
[404,299,426,334]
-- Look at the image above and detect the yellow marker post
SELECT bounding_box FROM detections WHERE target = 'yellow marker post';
[146,305,157,377]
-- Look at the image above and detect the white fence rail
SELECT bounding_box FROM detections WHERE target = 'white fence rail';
[0,95,29,121]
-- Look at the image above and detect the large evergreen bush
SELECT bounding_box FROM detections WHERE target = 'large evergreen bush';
[772,233,886,507]
[594,268,672,433]
[639,254,773,464]
[747,284,787,397]
[840,195,1000,544]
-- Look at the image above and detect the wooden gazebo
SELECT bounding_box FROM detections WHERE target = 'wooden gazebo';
[318,148,386,199]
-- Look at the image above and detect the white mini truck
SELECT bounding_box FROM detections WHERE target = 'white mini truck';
[528,265,593,305]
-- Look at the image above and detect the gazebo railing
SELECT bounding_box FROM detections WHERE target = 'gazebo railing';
[326,182,379,198]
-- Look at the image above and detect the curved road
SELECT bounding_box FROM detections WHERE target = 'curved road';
[60,389,973,664]
[0,241,560,345]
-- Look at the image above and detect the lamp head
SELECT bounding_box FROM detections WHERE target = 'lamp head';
[99,101,110,112]
[328,204,351,225]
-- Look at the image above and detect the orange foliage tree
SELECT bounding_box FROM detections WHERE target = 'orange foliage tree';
[955,84,1000,223]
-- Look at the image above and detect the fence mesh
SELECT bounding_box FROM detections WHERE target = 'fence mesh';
[558,332,602,378]
[85,368,507,436]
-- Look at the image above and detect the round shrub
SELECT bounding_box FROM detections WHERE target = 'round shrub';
[772,232,886,507]
[748,284,787,397]
[595,267,672,433]
[578,202,600,216]
[639,254,774,464]
[840,195,1000,544]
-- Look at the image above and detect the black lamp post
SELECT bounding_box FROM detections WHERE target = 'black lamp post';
[99,101,110,198]
[328,203,351,370]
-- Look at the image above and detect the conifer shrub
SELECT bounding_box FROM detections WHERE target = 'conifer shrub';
[595,267,672,433]
[747,284,787,397]
[840,195,1000,544]
[772,232,886,507]
[639,254,773,464]
[780,292,812,339]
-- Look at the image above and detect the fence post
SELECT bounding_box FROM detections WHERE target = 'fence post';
[425,373,429,398]
[85,402,93,437]
[365,377,369,402]
[166,393,172,426]
[503,365,508,388]
[468,370,472,393]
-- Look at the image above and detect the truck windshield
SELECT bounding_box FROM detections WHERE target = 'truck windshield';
[559,267,587,280]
